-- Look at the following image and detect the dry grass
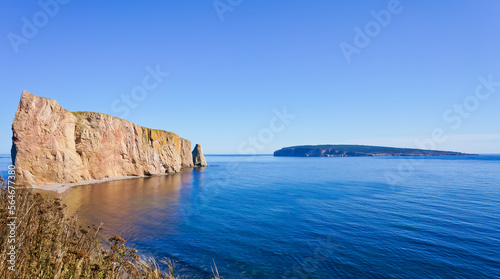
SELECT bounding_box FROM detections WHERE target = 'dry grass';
[0,177,222,279]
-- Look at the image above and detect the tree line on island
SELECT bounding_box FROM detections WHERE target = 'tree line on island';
[273,145,476,157]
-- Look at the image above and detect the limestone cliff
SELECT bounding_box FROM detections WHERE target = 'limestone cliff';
[12,91,204,187]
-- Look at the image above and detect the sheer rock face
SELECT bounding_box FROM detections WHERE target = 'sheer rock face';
[11,91,199,187]
[192,144,208,167]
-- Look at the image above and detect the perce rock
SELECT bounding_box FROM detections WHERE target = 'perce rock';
[11,91,206,187]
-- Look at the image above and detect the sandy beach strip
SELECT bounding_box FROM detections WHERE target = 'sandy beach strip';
[34,175,149,194]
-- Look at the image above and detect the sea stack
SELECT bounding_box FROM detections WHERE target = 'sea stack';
[11,91,206,187]
[192,144,208,167]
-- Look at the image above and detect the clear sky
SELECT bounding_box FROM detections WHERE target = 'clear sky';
[1,0,500,154]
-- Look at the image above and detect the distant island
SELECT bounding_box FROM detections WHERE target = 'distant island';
[273,145,476,157]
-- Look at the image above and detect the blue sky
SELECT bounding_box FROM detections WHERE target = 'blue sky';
[1,0,500,154]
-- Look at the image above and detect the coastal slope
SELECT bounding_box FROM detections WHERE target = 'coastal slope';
[273,145,474,157]
[12,91,204,187]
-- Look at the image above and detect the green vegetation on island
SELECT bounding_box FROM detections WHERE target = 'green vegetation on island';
[273,145,475,157]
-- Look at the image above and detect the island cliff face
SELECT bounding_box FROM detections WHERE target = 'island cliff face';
[12,91,205,187]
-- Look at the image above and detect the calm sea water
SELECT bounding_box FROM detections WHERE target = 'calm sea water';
[2,154,500,278]
[0,154,12,179]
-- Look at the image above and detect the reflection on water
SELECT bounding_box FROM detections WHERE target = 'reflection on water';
[63,169,198,241]
[25,155,500,278]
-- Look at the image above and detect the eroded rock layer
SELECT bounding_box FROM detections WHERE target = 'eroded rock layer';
[192,144,208,167]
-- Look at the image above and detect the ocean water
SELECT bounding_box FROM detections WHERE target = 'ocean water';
[0,154,12,179]
[2,154,500,278]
